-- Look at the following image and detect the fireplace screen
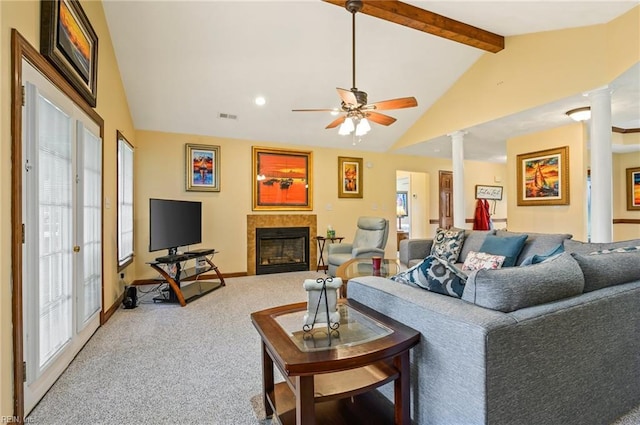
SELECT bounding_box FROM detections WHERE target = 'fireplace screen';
[256,227,309,274]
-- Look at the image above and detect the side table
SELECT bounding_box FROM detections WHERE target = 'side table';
[315,236,344,273]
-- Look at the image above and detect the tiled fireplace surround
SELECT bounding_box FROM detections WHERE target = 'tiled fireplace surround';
[247,214,317,275]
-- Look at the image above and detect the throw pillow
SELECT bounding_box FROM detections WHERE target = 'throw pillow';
[478,234,528,267]
[430,227,466,263]
[462,251,505,271]
[520,243,565,266]
[391,255,467,298]
[571,250,640,292]
[461,253,585,312]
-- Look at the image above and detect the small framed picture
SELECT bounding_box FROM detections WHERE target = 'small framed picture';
[627,167,640,211]
[475,185,503,200]
[185,144,220,192]
[338,156,363,198]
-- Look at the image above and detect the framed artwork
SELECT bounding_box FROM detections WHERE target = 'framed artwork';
[338,156,363,198]
[40,0,99,107]
[627,167,640,211]
[517,146,570,206]
[252,146,313,211]
[475,185,503,200]
[396,192,408,216]
[185,144,220,192]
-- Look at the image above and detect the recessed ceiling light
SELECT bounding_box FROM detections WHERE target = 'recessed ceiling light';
[255,96,266,106]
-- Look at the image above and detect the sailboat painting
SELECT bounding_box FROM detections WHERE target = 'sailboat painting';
[517,147,570,206]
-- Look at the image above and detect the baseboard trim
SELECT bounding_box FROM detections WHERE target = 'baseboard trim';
[101,291,124,325]
[613,219,640,224]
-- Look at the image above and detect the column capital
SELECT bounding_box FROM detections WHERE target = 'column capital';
[447,130,468,140]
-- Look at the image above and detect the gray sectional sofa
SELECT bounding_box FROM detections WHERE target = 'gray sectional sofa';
[347,230,640,425]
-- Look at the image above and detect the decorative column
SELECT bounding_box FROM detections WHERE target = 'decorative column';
[589,87,613,243]
[449,131,466,229]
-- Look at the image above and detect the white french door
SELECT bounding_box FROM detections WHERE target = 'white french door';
[22,60,102,415]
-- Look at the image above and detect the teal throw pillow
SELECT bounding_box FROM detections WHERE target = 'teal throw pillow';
[391,255,467,298]
[520,243,565,266]
[478,234,528,267]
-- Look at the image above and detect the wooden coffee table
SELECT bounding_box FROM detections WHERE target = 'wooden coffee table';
[336,258,401,297]
[251,299,420,425]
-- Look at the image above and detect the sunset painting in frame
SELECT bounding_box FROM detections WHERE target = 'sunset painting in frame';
[252,147,312,211]
[627,167,640,211]
[517,146,569,206]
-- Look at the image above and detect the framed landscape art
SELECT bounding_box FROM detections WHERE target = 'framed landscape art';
[517,146,570,206]
[41,0,98,107]
[338,156,363,198]
[252,147,313,211]
[185,144,220,192]
[627,167,640,211]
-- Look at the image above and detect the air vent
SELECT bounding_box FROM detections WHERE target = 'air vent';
[218,112,238,120]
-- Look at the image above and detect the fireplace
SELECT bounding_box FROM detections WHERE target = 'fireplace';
[256,227,310,275]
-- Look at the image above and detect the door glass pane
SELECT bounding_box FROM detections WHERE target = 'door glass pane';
[38,95,73,366]
[81,127,102,324]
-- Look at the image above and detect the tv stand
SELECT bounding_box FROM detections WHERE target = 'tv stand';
[148,249,225,306]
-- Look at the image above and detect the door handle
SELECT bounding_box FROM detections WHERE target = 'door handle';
[73,246,80,253]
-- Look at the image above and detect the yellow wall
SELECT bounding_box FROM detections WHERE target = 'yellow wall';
[507,123,589,240]
[394,6,640,150]
[1,0,134,416]
[134,130,508,276]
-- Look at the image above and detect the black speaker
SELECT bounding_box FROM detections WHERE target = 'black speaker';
[122,285,138,309]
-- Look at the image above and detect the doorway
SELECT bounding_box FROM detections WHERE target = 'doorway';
[396,170,429,244]
[12,32,105,419]
[439,171,454,229]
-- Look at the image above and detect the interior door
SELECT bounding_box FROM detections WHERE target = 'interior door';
[22,61,101,415]
[439,171,454,229]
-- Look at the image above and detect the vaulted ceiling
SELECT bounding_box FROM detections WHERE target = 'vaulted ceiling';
[102,1,640,161]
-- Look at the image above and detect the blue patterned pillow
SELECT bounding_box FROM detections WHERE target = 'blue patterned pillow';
[430,227,466,263]
[391,255,467,298]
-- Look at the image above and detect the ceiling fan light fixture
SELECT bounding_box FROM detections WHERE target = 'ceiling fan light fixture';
[566,107,591,122]
[339,117,355,135]
[355,117,370,136]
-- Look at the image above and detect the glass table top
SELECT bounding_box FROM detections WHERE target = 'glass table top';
[339,258,401,280]
[273,303,393,352]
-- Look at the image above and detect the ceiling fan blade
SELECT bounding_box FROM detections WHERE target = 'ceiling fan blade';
[325,115,346,129]
[337,88,357,106]
[366,111,397,126]
[292,108,338,112]
[366,97,418,111]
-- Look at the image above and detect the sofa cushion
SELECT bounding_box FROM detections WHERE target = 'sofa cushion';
[564,238,640,255]
[571,250,640,292]
[458,229,496,263]
[391,255,467,298]
[461,252,584,312]
[478,233,528,267]
[520,243,565,266]
[462,251,505,271]
[430,227,466,263]
[496,230,572,265]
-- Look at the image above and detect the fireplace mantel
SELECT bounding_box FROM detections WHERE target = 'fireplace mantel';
[247,215,317,275]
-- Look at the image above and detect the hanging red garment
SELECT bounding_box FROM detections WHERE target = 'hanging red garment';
[473,199,491,230]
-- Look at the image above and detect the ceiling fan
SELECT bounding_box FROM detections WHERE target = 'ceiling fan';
[292,0,418,137]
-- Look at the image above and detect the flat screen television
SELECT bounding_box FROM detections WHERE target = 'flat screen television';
[149,198,202,255]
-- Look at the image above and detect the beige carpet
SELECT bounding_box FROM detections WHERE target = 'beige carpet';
[27,270,640,424]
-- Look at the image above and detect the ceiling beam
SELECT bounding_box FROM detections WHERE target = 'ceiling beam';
[323,0,504,53]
